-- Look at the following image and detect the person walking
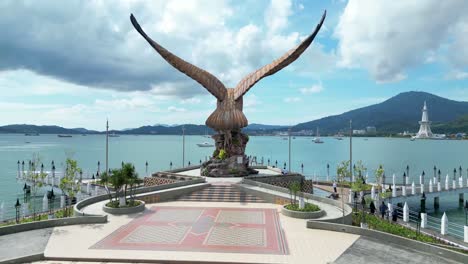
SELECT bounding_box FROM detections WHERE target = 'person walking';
[379,201,387,219]
[333,180,337,193]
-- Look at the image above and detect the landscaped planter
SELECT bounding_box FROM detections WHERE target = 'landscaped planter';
[102,200,145,215]
[281,204,326,219]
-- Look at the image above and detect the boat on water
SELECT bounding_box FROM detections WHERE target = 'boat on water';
[197,142,214,147]
[57,134,72,138]
[313,128,324,144]
[282,137,288,140]
[108,133,120,137]
[24,133,39,136]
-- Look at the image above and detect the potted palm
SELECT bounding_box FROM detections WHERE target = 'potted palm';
[102,162,145,215]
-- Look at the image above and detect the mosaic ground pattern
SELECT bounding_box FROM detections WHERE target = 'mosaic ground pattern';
[92,206,288,255]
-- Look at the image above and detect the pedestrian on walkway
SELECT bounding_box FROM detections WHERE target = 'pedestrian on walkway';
[369,201,376,215]
[333,180,337,193]
[392,209,398,222]
[379,202,387,219]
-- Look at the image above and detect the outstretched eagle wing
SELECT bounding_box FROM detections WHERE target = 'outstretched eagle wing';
[233,10,326,100]
[130,14,227,101]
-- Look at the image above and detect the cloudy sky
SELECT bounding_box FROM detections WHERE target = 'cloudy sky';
[0,0,467,130]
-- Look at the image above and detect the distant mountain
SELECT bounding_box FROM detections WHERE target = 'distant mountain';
[120,124,215,135]
[293,91,468,134]
[71,127,99,133]
[0,124,97,134]
[244,123,289,130]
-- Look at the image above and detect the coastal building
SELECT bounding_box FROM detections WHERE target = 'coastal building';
[415,101,433,139]
[366,126,377,134]
[352,129,366,135]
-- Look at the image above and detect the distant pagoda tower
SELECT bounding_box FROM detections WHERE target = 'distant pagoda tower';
[415,101,433,138]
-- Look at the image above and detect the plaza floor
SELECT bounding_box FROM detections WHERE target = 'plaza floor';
[44,200,359,263]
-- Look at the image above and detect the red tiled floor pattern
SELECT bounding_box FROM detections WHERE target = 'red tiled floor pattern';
[91,206,288,255]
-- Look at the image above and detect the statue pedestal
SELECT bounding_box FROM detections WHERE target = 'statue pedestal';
[201,155,258,177]
[201,130,258,177]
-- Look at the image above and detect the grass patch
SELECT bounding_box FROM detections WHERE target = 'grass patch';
[285,203,320,212]
[353,211,468,254]
[105,200,141,208]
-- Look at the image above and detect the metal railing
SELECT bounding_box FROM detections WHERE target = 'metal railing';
[393,205,465,241]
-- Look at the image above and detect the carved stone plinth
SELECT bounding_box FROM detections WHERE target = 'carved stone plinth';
[200,130,258,177]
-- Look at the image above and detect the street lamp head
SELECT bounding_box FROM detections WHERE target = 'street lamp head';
[407,165,409,170]
[22,161,24,165]
[465,200,468,211]
[327,163,329,169]
[146,161,148,166]
[403,172,406,177]
[422,192,426,200]
[23,183,27,190]
[15,198,21,208]
[422,171,425,176]
[438,169,441,175]
[98,161,100,166]
[433,165,436,170]
[17,160,20,164]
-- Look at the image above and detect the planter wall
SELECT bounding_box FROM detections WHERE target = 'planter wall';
[281,206,326,219]
[102,200,145,215]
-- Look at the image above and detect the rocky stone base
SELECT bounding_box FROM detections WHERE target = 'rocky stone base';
[200,155,258,177]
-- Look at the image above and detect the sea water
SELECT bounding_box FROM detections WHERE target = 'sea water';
[0,134,466,223]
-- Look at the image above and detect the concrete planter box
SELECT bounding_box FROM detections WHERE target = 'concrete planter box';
[102,200,145,215]
[281,205,325,219]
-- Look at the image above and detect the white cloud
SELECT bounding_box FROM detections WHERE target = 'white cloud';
[335,0,468,83]
[300,83,324,94]
[167,106,187,112]
[265,0,292,33]
[284,97,301,103]
[180,97,202,104]
[445,70,468,80]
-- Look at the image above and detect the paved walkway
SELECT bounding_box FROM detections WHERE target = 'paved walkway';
[238,183,348,221]
[0,227,52,262]
[44,200,359,263]
[335,236,462,264]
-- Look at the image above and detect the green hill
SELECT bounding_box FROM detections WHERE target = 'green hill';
[293,91,468,134]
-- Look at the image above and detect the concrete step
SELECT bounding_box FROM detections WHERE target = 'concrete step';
[177,184,264,203]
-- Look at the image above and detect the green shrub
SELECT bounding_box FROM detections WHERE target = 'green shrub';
[218,149,227,160]
[285,203,320,212]
[106,200,141,208]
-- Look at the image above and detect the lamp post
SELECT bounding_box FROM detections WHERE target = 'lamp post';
[288,128,291,172]
[349,119,353,182]
[17,160,20,179]
[433,166,436,182]
[453,168,457,181]
[97,161,100,175]
[459,166,462,179]
[327,163,330,181]
[438,169,441,183]
[465,200,468,226]
[23,183,28,203]
[170,161,173,170]
[403,172,406,187]
[283,162,286,170]
[406,165,409,183]
[145,161,148,177]
[422,171,425,184]
[106,120,109,177]
[15,198,21,224]
[267,159,270,166]
[48,189,55,217]
[301,163,304,174]
[275,160,278,168]
[21,161,24,177]
[182,126,186,168]
[420,192,426,214]
[353,191,358,212]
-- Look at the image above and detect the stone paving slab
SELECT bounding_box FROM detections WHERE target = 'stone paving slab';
[334,236,464,264]
[44,201,359,263]
[91,206,288,255]
[0,227,52,262]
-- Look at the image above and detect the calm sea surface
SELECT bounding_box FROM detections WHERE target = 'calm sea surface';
[0,134,467,224]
